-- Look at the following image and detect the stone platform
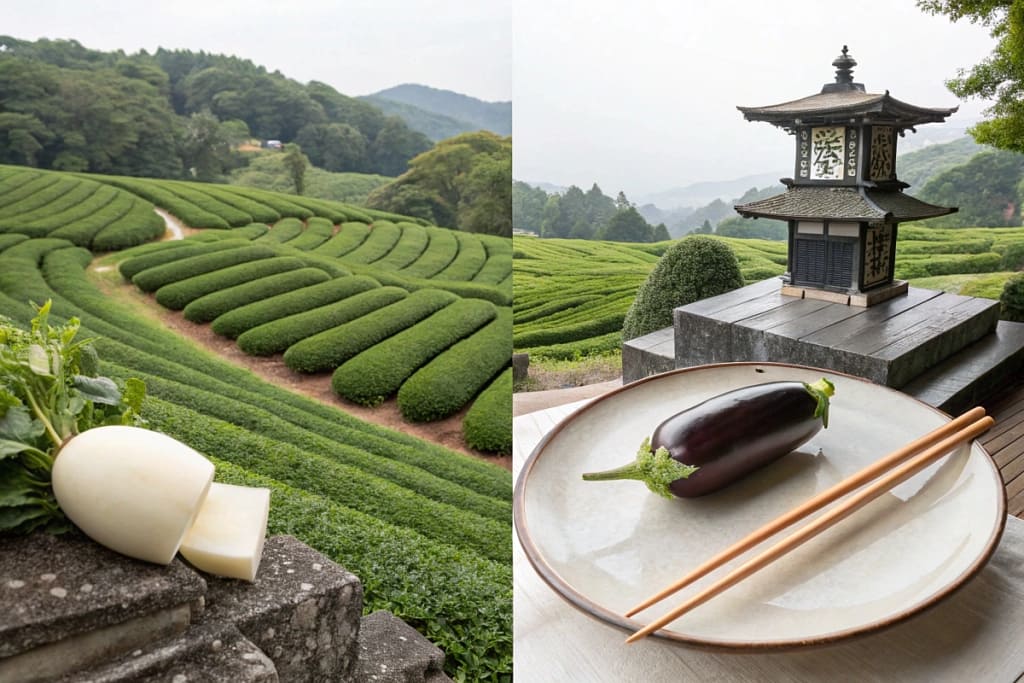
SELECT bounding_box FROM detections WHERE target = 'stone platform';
[623,278,1024,414]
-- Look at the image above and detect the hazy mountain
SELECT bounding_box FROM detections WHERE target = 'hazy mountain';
[361,84,512,140]
[635,171,788,211]
[897,135,987,190]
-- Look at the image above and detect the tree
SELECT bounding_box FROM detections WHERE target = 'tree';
[180,109,231,180]
[621,236,744,340]
[918,1,1024,152]
[512,181,548,233]
[651,223,671,242]
[457,154,512,236]
[599,206,653,242]
[282,143,309,195]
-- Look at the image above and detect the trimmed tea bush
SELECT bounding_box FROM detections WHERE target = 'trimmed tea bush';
[435,231,486,280]
[183,267,332,323]
[131,244,277,291]
[372,222,429,270]
[331,298,498,406]
[1001,274,1024,321]
[190,184,281,224]
[315,221,371,257]
[288,216,335,250]
[211,274,380,338]
[399,226,458,278]
[258,217,304,243]
[154,256,308,310]
[223,186,315,219]
[342,220,402,264]
[238,286,407,356]
[283,289,457,373]
[462,368,513,454]
[621,235,744,340]
[398,308,513,422]
[119,239,252,280]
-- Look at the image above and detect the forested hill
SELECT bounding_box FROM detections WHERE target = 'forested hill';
[363,84,512,139]
[0,36,432,179]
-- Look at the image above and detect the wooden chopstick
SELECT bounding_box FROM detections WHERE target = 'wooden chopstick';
[625,406,987,618]
[625,412,994,644]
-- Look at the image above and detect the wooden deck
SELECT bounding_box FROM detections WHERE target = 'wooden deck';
[981,373,1024,518]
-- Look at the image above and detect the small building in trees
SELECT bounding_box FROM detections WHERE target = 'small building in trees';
[734,46,957,306]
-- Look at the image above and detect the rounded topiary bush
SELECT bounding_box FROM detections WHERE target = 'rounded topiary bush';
[621,236,744,340]
[1001,273,1024,321]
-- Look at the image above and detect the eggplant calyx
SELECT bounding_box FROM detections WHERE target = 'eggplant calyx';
[581,437,699,499]
[803,377,835,429]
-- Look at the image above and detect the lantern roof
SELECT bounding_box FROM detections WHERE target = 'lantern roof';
[734,185,957,222]
[737,46,958,131]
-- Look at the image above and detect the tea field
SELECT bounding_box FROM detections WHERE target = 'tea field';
[513,226,1024,360]
[0,165,512,680]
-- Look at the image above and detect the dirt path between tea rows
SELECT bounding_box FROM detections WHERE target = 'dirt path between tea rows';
[89,212,511,472]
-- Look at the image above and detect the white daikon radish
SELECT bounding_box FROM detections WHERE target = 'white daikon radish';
[52,425,215,565]
[178,482,270,582]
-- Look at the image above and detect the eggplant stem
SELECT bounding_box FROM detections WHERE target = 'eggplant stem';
[582,438,698,499]
[804,377,835,429]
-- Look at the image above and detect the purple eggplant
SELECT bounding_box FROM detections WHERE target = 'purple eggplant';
[582,378,835,499]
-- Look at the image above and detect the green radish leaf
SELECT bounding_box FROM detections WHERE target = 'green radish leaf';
[0,405,43,442]
[72,375,122,406]
[27,344,51,376]
[0,439,32,460]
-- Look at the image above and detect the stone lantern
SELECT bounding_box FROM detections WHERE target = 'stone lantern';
[735,46,958,306]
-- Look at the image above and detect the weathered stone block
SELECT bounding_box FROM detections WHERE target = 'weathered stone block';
[512,353,529,383]
[197,535,363,683]
[59,622,277,683]
[622,327,675,384]
[0,530,205,683]
[355,611,452,683]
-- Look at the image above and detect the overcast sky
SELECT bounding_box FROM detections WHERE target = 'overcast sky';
[3,0,512,101]
[514,0,1000,199]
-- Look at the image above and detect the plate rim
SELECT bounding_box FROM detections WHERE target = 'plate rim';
[513,361,1008,651]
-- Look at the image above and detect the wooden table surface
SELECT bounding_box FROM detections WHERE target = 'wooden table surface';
[982,377,1024,517]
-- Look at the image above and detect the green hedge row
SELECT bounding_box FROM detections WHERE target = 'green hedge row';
[132,244,277,292]
[314,221,371,257]
[119,238,250,280]
[182,267,332,323]
[91,199,167,252]
[0,234,29,253]
[203,457,511,681]
[160,180,254,227]
[398,308,512,423]
[341,220,402,264]
[211,274,380,338]
[285,216,334,250]
[238,285,406,356]
[0,168,44,200]
[283,288,457,373]
[462,368,513,454]
[257,217,304,243]
[514,295,603,325]
[0,176,81,219]
[154,256,309,310]
[32,243,513,502]
[896,252,1003,279]
[523,330,623,360]
[131,392,509,563]
[513,310,626,348]
[473,235,513,284]
[89,175,232,229]
[372,222,429,270]
[331,298,498,406]
[397,226,458,279]
[271,193,348,223]
[188,183,281,224]
[220,186,316,220]
[0,173,62,212]
[0,178,100,227]
[434,231,487,281]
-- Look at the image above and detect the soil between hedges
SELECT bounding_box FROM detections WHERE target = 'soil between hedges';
[88,214,512,472]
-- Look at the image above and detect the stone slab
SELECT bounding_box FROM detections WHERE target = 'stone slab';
[673,281,1000,388]
[197,535,363,683]
[59,622,277,683]
[355,611,452,683]
[622,327,675,383]
[0,530,205,679]
[903,320,1024,415]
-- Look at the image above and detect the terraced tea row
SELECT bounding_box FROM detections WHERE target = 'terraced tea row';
[0,237,512,680]
[118,236,512,451]
[513,230,1024,360]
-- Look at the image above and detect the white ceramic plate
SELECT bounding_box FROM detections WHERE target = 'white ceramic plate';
[514,363,1006,649]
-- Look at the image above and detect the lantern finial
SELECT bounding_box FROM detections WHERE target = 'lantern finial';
[822,45,865,93]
